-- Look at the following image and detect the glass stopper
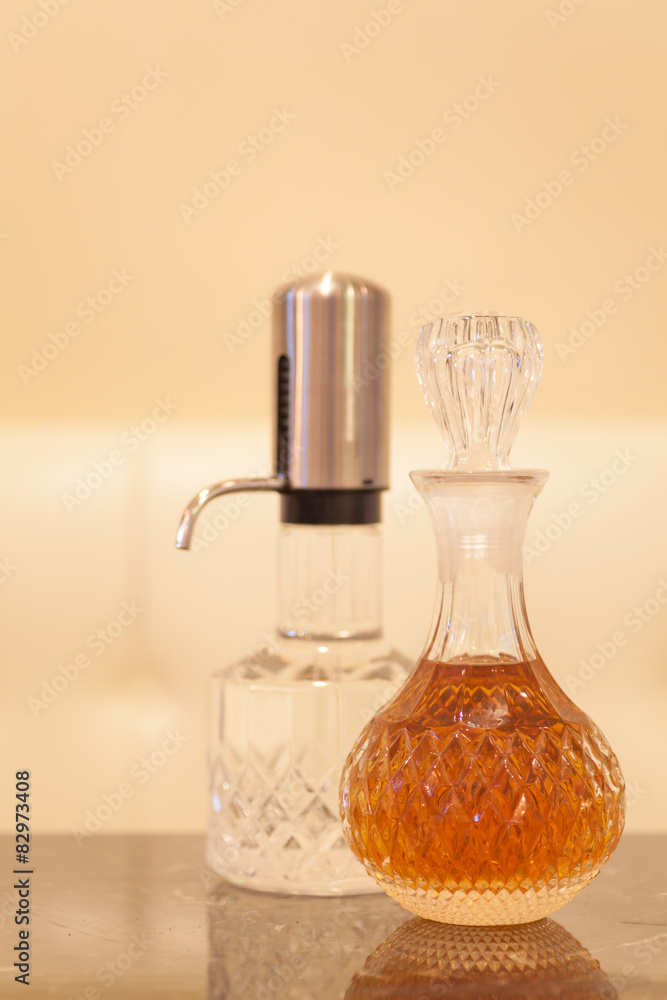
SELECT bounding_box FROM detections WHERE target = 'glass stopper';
[415,313,543,471]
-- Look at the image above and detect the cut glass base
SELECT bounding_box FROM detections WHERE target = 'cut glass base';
[376,870,594,925]
[209,648,409,894]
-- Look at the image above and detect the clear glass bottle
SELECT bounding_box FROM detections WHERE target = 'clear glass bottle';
[340,313,625,924]
[208,522,409,893]
[176,272,410,894]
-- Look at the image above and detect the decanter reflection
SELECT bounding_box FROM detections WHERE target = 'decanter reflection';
[206,879,406,1000]
[345,917,618,999]
[340,314,625,923]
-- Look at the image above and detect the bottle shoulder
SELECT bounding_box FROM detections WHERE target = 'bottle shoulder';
[372,654,597,734]
[213,638,413,686]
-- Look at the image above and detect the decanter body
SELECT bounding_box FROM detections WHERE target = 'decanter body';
[340,314,625,923]
[209,523,410,894]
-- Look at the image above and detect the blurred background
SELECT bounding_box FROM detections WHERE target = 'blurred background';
[2,0,665,834]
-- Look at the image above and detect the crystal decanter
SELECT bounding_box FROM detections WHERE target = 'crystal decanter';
[340,313,625,924]
[177,273,410,894]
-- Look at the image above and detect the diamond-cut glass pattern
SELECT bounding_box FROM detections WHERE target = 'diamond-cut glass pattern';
[340,655,625,924]
[207,652,410,894]
[345,916,618,999]
[209,748,370,893]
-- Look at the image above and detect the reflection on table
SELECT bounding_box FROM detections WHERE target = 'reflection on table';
[346,916,617,999]
[207,880,406,999]
[207,878,617,1000]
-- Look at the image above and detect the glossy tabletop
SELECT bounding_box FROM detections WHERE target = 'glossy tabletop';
[1,834,665,998]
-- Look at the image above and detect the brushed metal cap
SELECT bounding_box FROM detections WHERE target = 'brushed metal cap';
[273,272,390,491]
[175,271,391,547]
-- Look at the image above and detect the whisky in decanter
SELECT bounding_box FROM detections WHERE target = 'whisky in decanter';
[340,313,625,924]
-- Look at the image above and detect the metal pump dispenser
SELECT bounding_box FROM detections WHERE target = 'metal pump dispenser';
[179,271,409,896]
[176,272,390,548]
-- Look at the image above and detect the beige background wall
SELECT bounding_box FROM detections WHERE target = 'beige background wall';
[2,0,666,833]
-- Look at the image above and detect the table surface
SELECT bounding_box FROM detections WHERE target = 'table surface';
[1,834,666,999]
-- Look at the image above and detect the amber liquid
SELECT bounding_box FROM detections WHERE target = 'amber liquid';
[341,655,625,924]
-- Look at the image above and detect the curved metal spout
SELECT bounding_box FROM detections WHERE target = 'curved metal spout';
[175,476,286,550]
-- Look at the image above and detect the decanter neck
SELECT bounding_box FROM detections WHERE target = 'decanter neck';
[412,471,549,663]
[277,523,383,641]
